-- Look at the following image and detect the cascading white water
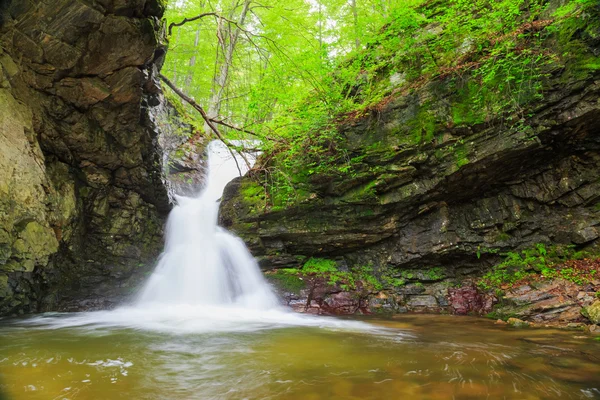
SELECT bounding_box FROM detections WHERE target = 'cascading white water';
[137,141,278,309]
[21,141,385,335]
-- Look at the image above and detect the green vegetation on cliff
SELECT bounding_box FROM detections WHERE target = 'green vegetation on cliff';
[478,244,600,290]
[267,257,436,293]
[161,0,599,209]
[255,0,599,208]
[214,0,600,324]
[164,0,598,209]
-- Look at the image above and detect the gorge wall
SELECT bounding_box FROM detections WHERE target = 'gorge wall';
[0,0,172,315]
[220,2,600,323]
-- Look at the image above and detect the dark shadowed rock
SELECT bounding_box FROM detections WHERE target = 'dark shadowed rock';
[0,0,171,315]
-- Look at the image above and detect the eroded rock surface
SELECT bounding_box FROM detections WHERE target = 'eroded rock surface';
[0,0,171,314]
[494,280,600,324]
[220,5,600,323]
[156,103,207,197]
[224,76,600,318]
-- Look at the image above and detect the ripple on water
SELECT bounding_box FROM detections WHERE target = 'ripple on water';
[1,314,599,400]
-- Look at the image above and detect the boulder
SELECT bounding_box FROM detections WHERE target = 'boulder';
[583,301,600,325]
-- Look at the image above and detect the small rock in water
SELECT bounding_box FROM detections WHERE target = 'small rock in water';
[565,322,586,331]
[507,318,530,328]
[588,324,600,336]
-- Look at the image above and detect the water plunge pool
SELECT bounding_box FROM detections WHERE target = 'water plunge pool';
[1,314,599,399]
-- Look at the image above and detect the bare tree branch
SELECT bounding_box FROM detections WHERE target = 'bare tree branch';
[160,74,250,175]
[168,12,239,36]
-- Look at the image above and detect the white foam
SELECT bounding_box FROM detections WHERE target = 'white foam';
[21,305,387,335]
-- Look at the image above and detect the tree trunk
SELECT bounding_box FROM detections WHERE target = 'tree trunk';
[184,26,202,88]
[205,0,252,135]
[352,0,359,51]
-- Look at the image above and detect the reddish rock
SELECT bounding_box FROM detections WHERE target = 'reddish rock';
[282,277,371,315]
[322,292,367,315]
[448,285,496,315]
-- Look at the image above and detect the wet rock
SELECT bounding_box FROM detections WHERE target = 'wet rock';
[565,322,587,330]
[397,284,427,295]
[165,140,207,196]
[406,295,438,308]
[155,97,206,197]
[448,285,496,315]
[583,301,600,325]
[507,284,557,305]
[507,318,530,328]
[272,274,374,316]
[323,292,363,315]
[490,280,600,326]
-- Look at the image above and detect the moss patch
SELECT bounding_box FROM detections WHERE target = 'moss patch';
[478,244,600,290]
[266,270,306,294]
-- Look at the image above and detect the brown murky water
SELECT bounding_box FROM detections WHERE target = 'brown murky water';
[1,314,599,399]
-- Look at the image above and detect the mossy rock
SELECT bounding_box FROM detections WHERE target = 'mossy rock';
[266,270,306,294]
[507,317,530,328]
[583,301,600,325]
[0,275,10,297]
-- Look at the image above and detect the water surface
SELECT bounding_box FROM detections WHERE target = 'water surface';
[1,314,599,399]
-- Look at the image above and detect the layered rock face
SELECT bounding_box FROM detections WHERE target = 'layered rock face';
[157,99,207,197]
[222,78,600,319]
[0,0,171,314]
[220,7,600,321]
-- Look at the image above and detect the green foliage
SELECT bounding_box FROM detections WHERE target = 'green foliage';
[454,145,469,169]
[478,244,599,290]
[252,0,598,208]
[302,257,338,274]
[163,0,599,209]
[239,181,267,215]
[275,259,406,292]
[267,270,306,294]
[496,232,512,242]
[301,258,352,288]
[425,267,445,281]
[476,246,500,259]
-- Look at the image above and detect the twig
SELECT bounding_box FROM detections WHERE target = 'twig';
[209,118,282,142]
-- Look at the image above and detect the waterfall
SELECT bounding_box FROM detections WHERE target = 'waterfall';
[20,141,379,334]
[137,140,278,309]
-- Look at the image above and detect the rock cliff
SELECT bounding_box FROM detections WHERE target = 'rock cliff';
[220,1,600,323]
[0,0,171,314]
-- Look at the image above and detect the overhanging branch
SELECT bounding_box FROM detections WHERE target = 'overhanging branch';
[160,74,250,175]
[168,12,245,36]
